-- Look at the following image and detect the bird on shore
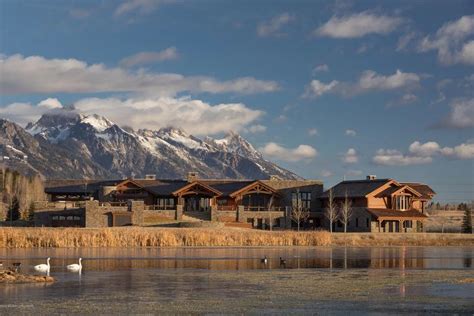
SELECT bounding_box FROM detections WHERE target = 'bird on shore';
[34,258,50,274]
[67,258,82,272]
[279,257,286,266]
[12,262,21,272]
[261,256,268,264]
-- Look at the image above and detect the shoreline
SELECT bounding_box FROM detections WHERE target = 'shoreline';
[1,227,473,248]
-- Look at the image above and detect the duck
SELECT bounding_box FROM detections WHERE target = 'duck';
[261,256,268,264]
[34,258,50,274]
[279,257,286,266]
[67,258,82,272]
[12,262,21,272]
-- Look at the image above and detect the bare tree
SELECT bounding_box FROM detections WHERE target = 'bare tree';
[339,191,353,233]
[324,188,338,233]
[291,189,310,231]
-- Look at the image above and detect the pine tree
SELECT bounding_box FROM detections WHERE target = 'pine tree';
[462,208,472,234]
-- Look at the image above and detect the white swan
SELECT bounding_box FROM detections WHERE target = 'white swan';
[34,257,50,274]
[67,258,82,272]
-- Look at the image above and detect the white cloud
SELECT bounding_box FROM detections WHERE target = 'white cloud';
[438,98,474,129]
[303,80,339,98]
[303,69,420,98]
[259,142,318,162]
[114,0,161,17]
[342,148,358,164]
[0,54,279,96]
[257,13,294,37]
[316,11,403,38]
[119,47,179,67]
[0,96,263,136]
[387,93,418,107]
[409,141,441,157]
[372,149,433,166]
[346,169,363,177]
[308,128,319,136]
[312,64,329,74]
[0,98,64,126]
[374,140,474,166]
[247,124,267,134]
[418,15,474,65]
[345,129,356,136]
[397,32,418,51]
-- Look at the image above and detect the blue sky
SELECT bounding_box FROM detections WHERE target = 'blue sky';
[0,0,473,202]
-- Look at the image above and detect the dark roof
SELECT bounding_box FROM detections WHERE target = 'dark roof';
[45,179,122,194]
[131,179,188,196]
[202,180,255,196]
[366,208,428,219]
[401,183,436,199]
[320,179,391,198]
[374,186,401,197]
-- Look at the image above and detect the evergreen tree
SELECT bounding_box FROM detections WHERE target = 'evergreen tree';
[462,208,472,234]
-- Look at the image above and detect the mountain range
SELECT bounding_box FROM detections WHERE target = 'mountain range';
[0,111,300,180]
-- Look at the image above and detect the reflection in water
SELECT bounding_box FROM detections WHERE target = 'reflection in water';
[0,246,472,271]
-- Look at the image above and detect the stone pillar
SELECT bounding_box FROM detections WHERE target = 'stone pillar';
[85,200,101,228]
[210,205,217,222]
[176,205,183,220]
[131,200,144,226]
[237,205,245,223]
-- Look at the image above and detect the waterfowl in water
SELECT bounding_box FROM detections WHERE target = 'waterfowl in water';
[261,256,268,264]
[67,258,82,272]
[279,257,286,266]
[34,258,50,273]
[12,262,21,272]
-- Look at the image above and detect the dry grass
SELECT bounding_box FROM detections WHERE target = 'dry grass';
[0,227,332,248]
[0,228,472,248]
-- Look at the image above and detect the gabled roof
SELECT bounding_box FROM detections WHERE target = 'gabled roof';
[320,179,392,198]
[201,180,255,196]
[172,181,223,196]
[375,185,422,198]
[229,180,278,198]
[401,183,436,199]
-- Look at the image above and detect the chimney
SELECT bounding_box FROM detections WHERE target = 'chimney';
[144,174,156,180]
[187,172,198,182]
[366,175,377,180]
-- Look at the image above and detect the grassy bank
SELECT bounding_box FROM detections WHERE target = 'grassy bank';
[0,227,472,248]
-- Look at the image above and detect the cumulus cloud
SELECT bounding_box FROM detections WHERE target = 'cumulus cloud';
[114,0,162,17]
[342,148,358,164]
[346,169,363,177]
[372,149,433,166]
[119,47,179,67]
[0,98,64,126]
[0,96,263,136]
[312,64,329,74]
[374,140,474,166]
[257,13,294,37]
[418,15,474,65]
[345,129,356,136]
[303,80,339,98]
[437,98,474,129]
[315,11,403,38]
[321,169,333,177]
[303,69,420,98]
[259,142,318,162]
[0,54,279,96]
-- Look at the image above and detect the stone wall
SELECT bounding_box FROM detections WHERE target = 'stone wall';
[130,200,144,226]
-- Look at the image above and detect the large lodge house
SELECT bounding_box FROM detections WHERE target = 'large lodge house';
[34,173,435,232]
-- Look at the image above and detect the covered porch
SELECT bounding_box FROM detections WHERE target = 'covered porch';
[367,208,428,233]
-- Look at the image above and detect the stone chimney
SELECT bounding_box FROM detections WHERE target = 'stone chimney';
[366,175,377,180]
[144,174,156,180]
[187,172,198,182]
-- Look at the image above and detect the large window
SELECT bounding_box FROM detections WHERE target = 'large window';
[156,197,175,209]
[395,195,410,210]
[292,192,311,210]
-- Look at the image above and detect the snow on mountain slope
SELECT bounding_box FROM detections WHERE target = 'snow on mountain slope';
[4,112,301,180]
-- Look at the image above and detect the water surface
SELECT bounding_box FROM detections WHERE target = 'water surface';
[1,247,473,314]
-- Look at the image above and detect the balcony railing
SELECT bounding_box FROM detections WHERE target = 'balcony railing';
[243,206,286,212]
[145,205,177,211]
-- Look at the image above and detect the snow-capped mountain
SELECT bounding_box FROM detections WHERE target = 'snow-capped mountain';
[1,111,301,180]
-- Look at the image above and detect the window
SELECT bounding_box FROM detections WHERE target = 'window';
[292,192,311,210]
[156,198,175,209]
[366,218,370,228]
[355,218,359,228]
[395,195,410,210]
[404,221,412,228]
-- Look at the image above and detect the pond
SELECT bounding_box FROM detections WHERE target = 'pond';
[1,247,473,314]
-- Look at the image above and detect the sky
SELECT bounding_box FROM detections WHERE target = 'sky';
[0,0,473,203]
